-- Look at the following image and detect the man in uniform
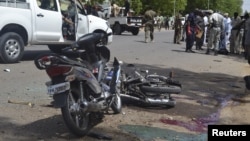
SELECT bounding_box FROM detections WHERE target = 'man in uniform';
[143,7,156,43]
[206,10,225,55]
[174,13,183,44]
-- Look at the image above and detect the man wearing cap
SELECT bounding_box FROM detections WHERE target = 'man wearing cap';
[206,10,225,55]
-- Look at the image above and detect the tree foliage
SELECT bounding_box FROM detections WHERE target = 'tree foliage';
[81,0,245,17]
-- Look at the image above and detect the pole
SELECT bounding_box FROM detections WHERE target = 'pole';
[208,0,209,9]
[174,0,176,16]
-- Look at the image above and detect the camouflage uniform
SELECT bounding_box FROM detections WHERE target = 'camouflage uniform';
[144,9,156,43]
[174,14,183,44]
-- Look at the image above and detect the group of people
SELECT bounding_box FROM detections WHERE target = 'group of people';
[142,7,250,63]
[173,9,250,58]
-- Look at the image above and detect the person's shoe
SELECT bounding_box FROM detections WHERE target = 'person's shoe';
[145,39,149,43]
[190,50,195,53]
[151,39,155,43]
[206,49,210,55]
[214,50,218,56]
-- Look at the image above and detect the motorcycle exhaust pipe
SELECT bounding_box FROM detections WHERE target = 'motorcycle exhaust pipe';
[147,98,176,107]
[120,94,145,102]
[120,94,176,107]
[81,101,105,112]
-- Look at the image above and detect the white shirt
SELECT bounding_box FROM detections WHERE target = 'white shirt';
[203,16,208,26]
[209,12,225,30]
[224,17,232,33]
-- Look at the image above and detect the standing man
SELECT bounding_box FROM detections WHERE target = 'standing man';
[223,13,231,46]
[143,7,156,43]
[165,16,170,30]
[124,0,130,16]
[203,13,209,45]
[230,12,242,54]
[242,13,250,57]
[185,11,196,53]
[195,10,205,50]
[244,16,250,64]
[206,10,225,55]
[173,13,183,44]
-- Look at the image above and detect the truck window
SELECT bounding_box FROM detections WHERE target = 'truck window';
[37,0,58,11]
[0,0,29,9]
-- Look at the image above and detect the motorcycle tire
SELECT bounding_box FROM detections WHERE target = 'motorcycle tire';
[61,89,92,137]
[111,93,122,114]
[111,74,123,114]
[140,85,181,94]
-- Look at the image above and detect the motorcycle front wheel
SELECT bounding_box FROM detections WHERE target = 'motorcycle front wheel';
[111,93,122,114]
[61,90,91,137]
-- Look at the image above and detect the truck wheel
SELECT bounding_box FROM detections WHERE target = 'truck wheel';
[113,23,121,35]
[0,32,24,63]
[48,45,68,53]
[131,28,139,35]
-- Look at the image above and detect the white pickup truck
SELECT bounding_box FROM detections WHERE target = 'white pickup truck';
[0,0,113,63]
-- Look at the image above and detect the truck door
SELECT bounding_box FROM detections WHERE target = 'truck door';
[75,13,89,40]
[33,0,62,42]
[75,0,89,40]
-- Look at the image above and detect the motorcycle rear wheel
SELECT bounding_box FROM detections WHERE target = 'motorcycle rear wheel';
[61,90,91,137]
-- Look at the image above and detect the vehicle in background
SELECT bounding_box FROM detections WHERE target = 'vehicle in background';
[100,0,142,35]
[0,0,112,63]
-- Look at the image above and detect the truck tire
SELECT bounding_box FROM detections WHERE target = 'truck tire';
[131,27,139,35]
[0,32,24,63]
[113,23,121,35]
[48,45,68,53]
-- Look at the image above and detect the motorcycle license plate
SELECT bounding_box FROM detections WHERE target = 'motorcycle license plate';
[47,82,70,95]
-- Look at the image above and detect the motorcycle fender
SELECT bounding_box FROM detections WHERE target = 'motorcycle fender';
[52,91,68,108]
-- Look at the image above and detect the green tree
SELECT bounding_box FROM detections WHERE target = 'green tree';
[130,0,143,15]
[81,0,244,17]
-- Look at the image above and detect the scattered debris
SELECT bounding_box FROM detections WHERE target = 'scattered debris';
[3,69,10,72]
[231,98,250,103]
[88,132,112,140]
[213,60,222,62]
[8,99,34,107]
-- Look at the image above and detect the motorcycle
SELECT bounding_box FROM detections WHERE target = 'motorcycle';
[120,64,182,107]
[34,33,122,137]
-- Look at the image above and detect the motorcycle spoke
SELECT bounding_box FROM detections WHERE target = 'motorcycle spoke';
[69,92,76,103]
[75,115,80,127]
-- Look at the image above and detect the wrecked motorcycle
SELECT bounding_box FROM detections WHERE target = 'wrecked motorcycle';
[120,65,182,107]
[34,33,122,137]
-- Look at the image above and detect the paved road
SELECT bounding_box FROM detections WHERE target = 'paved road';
[0,29,249,141]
